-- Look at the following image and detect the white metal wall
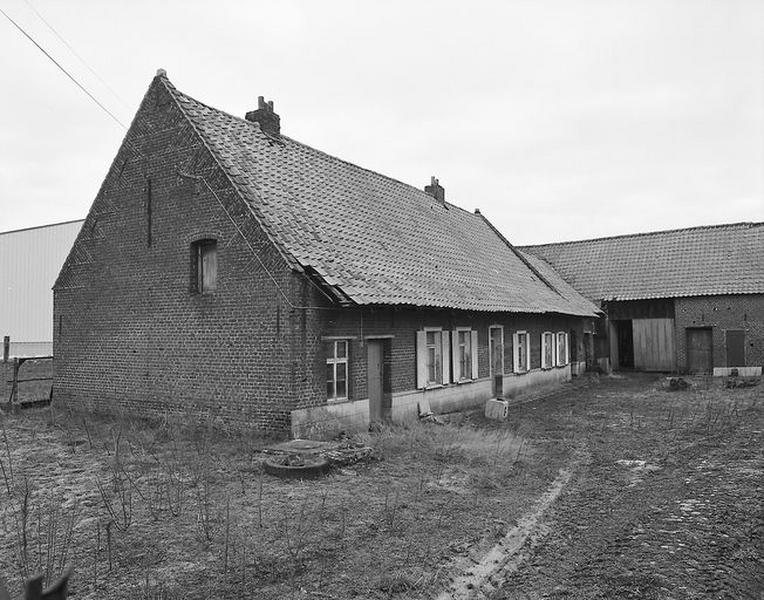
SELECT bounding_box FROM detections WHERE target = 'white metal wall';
[0,220,83,356]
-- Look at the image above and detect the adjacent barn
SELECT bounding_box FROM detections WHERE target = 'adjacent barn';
[522,223,764,375]
[0,220,83,358]
[53,72,599,436]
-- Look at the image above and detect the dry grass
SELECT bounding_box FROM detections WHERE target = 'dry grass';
[0,404,545,599]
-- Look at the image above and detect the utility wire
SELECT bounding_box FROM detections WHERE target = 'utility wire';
[0,6,126,130]
[22,0,131,110]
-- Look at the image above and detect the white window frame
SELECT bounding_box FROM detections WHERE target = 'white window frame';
[541,331,555,369]
[556,331,569,366]
[416,328,451,389]
[452,327,479,382]
[513,331,531,373]
[326,339,349,402]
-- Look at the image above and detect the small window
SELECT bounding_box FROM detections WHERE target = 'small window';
[452,328,479,381]
[416,329,451,388]
[326,340,349,401]
[191,239,217,294]
[426,331,443,385]
[556,332,568,366]
[513,331,530,373]
[541,332,555,369]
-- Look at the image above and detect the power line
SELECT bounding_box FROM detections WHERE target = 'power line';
[0,6,126,130]
[22,0,131,110]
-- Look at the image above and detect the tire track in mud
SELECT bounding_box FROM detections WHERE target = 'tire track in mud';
[436,448,588,600]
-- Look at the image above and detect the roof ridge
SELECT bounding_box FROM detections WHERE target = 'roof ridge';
[165,79,480,219]
[0,219,85,237]
[521,221,764,249]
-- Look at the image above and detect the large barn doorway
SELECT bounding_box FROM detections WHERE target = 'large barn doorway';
[615,320,634,369]
[686,328,713,373]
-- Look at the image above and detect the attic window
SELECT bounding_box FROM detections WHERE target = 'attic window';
[191,239,217,294]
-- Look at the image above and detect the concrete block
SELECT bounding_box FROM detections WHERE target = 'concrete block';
[713,366,762,377]
[485,398,508,421]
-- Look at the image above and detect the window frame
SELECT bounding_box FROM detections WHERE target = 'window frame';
[416,327,451,389]
[541,331,555,369]
[425,328,444,387]
[452,327,478,382]
[191,238,218,294]
[513,330,531,374]
[326,339,349,402]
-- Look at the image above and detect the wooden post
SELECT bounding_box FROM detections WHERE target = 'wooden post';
[9,358,19,405]
[2,336,8,363]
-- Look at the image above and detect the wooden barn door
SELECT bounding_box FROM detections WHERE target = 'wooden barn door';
[686,328,713,373]
[725,330,745,367]
[632,318,676,371]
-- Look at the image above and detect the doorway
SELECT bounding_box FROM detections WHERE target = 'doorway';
[686,328,713,373]
[725,330,745,367]
[367,340,390,422]
[489,326,504,398]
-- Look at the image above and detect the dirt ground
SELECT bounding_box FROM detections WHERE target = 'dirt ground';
[0,373,761,599]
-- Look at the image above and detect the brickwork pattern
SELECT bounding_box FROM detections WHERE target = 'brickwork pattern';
[54,79,318,432]
[674,294,764,370]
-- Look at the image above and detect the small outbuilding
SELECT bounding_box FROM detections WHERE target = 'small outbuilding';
[522,222,764,375]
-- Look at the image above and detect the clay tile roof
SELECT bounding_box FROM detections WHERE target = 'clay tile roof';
[160,77,598,317]
[520,222,764,302]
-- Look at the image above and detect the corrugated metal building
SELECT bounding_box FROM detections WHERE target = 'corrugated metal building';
[1,220,83,357]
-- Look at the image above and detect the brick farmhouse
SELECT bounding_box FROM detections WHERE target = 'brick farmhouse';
[53,72,599,436]
[522,223,764,375]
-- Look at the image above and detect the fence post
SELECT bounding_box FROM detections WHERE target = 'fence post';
[2,336,8,363]
[9,358,20,405]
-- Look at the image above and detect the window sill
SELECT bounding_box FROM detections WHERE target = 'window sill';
[424,384,445,391]
[327,397,350,405]
[456,378,475,385]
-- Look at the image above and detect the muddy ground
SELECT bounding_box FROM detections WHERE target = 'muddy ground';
[0,373,761,599]
[492,374,763,600]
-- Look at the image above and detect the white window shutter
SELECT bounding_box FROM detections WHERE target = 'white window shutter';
[471,330,479,379]
[541,334,547,369]
[441,331,451,384]
[451,330,460,381]
[416,330,427,389]
[513,333,520,373]
[565,332,570,364]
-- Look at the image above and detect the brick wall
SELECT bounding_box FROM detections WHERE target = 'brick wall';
[308,306,591,405]
[674,294,764,370]
[53,76,323,432]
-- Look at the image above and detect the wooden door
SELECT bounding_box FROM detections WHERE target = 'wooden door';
[489,326,504,398]
[633,318,676,371]
[686,328,713,373]
[725,330,745,367]
[367,341,384,422]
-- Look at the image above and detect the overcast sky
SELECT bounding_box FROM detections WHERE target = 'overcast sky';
[1,0,762,245]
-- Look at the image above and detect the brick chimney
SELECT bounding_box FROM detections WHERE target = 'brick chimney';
[424,176,445,204]
[245,96,280,137]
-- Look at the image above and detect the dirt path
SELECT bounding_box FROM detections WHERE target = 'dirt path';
[437,448,587,600]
